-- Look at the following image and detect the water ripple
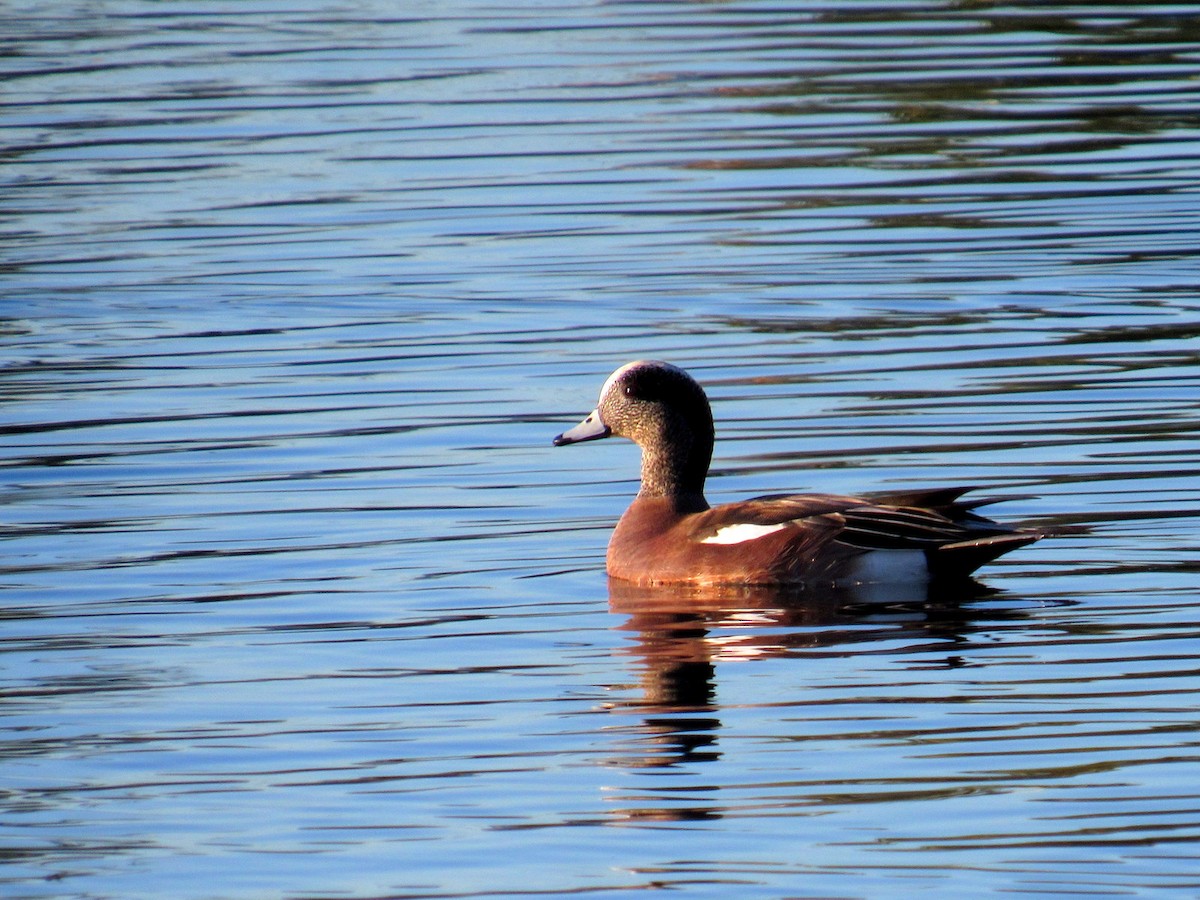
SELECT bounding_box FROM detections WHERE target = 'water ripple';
[4,2,1200,899]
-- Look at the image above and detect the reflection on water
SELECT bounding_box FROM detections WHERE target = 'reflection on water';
[5,1,1200,898]
[604,578,1038,785]
[611,576,1003,679]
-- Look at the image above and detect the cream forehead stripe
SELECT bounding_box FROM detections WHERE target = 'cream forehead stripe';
[597,360,687,403]
[598,361,638,401]
[699,523,788,545]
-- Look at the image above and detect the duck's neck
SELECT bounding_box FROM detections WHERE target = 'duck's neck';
[637,429,712,513]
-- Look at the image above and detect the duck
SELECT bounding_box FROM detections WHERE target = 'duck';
[553,359,1049,587]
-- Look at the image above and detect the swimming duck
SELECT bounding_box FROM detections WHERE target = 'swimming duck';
[554,360,1046,586]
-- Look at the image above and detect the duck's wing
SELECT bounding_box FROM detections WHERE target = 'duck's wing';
[701,488,1042,580]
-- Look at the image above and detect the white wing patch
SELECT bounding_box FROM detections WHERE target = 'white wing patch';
[699,523,789,545]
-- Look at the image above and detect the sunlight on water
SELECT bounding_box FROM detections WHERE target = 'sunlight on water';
[4,2,1200,898]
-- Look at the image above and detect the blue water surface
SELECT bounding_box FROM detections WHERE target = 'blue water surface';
[5,2,1200,898]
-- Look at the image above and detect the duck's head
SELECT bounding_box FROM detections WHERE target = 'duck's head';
[554,360,714,501]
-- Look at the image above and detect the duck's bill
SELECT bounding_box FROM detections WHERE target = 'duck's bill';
[553,409,611,446]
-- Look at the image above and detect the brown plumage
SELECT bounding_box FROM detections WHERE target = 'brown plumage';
[554,360,1050,587]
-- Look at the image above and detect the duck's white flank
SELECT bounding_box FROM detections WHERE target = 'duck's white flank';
[846,549,930,584]
[700,523,789,545]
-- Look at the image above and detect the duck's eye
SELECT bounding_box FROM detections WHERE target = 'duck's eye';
[624,378,653,400]
[622,369,665,402]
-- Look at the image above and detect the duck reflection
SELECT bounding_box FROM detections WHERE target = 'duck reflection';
[607,578,1028,739]
[600,576,1034,823]
[612,577,1006,698]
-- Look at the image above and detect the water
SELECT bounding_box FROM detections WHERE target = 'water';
[4,2,1200,897]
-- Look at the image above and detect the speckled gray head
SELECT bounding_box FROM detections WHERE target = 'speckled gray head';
[552,360,714,500]
[553,360,694,446]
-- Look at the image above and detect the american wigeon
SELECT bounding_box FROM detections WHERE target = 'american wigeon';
[554,360,1049,587]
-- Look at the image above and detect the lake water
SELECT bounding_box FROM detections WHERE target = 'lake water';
[5,2,1200,897]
